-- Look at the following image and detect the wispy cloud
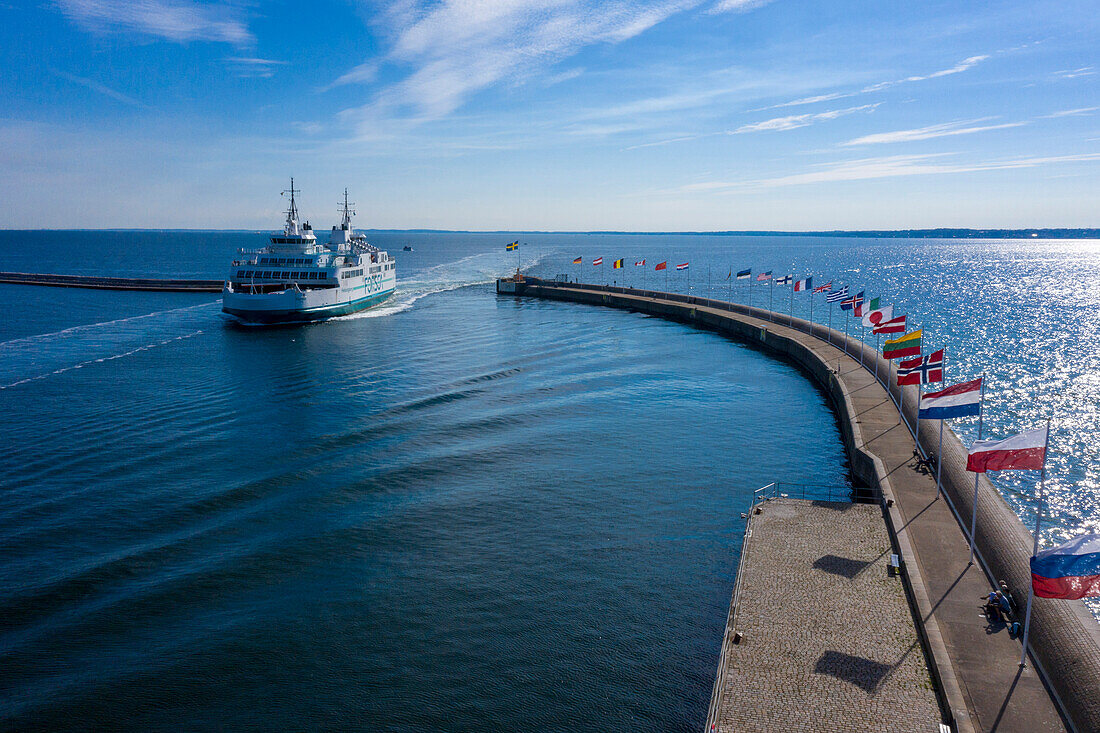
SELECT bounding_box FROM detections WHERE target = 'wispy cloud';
[55,0,252,45]
[708,0,774,13]
[1041,107,1099,118]
[731,103,879,134]
[50,68,146,107]
[841,118,1025,146]
[1054,67,1095,79]
[761,55,990,110]
[333,1,709,130]
[225,57,287,79]
[676,152,1100,191]
[861,54,988,92]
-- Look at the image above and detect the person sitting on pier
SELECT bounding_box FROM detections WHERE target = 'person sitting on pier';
[984,591,1006,622]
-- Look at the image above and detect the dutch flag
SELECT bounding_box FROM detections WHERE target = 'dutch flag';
[919,377,982,419]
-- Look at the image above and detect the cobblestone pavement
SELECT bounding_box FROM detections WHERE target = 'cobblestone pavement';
[715,498,941,733]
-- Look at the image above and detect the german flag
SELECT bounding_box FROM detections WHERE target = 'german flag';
[506,241,518,251]
[612,258,624,269]
[573,256,582,264]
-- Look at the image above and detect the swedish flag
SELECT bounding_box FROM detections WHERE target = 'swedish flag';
[506,241,518,251]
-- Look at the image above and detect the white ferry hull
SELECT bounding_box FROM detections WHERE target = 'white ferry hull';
[223,275,397,324]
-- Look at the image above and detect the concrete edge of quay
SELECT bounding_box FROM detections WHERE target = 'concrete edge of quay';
[503,277,1100,733]
[0,272,224,292]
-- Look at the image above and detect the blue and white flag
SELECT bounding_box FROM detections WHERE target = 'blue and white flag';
[825,285,850,303]
[775,275,793,285]
[736,268,751,280]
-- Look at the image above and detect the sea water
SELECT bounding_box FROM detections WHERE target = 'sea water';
[0,230,1095,729]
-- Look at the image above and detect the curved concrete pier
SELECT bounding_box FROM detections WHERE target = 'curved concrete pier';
[0,272,223,292]
[503,278,1100,732]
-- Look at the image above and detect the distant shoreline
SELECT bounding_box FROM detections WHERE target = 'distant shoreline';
[2,228,1099,239]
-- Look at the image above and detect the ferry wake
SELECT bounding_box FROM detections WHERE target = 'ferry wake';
[222,181,397,324]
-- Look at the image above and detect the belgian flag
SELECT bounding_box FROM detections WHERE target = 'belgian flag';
[612,258,624,269]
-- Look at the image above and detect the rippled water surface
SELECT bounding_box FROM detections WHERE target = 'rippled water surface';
[0,231,857,730]
[2,231,1097,728]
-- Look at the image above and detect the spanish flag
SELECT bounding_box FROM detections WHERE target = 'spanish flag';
[506,241,518,251]
[612,258,624,269]
[883,329,922,359]
[573,256,582,264]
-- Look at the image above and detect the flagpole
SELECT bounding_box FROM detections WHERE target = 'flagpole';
[1020,416,1053,667]
[768,281,774,321]
[789,277,795,326]
[968,374,986,565]
[828,301,833,345]
[935,353,946,499]
[874,331,881,384]
[809,289,814,330]
[843,307,849,354]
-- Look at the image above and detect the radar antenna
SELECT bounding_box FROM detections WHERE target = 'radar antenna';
[338,188,356,229]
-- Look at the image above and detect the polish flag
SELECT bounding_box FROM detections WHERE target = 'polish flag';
[966,425,1048,473]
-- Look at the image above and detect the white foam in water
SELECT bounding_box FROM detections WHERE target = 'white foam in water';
[0,251,543,388]
[0,302,219,390]
[333,250,545,321]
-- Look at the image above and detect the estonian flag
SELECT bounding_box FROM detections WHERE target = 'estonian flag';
[736,268,751,280]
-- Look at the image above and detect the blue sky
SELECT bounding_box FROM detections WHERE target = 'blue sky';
[2,0,1098,230]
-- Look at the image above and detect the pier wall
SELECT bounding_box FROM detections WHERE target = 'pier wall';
[0,272,224,292]
[511,278,1100,732]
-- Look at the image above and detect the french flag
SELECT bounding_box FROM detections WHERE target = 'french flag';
[919,377,982,419]
[1031,533,1100,600]
[794,277,812,292]
[966,425,1048,473]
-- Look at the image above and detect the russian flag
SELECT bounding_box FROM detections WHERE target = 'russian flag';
[919,377,982,419]
[793,276,812,292]
[966,425,1047,473]
[1031,533,1100,599]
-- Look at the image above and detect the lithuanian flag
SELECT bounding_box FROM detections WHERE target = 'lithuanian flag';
[883,329,922,359]
[612,258,624,269]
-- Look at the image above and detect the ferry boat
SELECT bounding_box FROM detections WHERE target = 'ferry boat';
[222,181,397,324]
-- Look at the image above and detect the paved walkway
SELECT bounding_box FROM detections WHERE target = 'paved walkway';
[528,285,1067,732]
[713,498,941,733]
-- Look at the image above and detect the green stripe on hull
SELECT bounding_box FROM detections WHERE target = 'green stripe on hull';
[223,288,395,324]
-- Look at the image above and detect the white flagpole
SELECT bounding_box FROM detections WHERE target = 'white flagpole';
[809,287,814,329]
[874,331,881,383]
[828,301,833,345]
[935,353,946,497]
[968,375,986,565]
[768,280,774,320]
[1020,416,1052,667]
[843,306,849,354]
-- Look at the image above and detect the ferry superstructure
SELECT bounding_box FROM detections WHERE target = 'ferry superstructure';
[222,182,397,323]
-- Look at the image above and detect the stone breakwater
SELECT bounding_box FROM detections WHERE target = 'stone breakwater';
[504,278,1100,733]
[0,272,223,292]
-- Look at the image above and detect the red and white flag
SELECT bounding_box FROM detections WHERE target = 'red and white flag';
[872,315,906,335]
[635,259,646,266]
[966,425,1049,473]
[862,304,893,328]
[592,257,603,266]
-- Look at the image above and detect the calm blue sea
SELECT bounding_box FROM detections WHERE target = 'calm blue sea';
[0,230,1096,729]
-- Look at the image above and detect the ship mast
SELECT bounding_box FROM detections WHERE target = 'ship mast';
[282,177,301,234]
[338,188,355,230]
